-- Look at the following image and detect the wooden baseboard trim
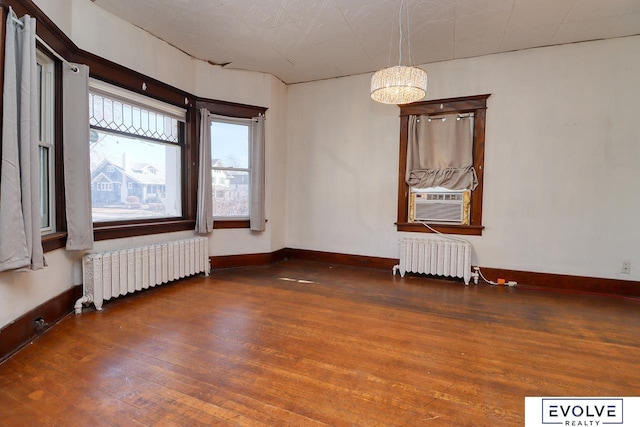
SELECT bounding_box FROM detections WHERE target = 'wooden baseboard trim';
[210,248,396,271]
[287,250,639,297]
[477,267,640,298]
[210,249,286,270]
[214,248,640,298]
[284,248,398,270]
[0,284,82,362]
[281,249,640,297]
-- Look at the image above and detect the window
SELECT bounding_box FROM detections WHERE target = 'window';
[89,80,185,223]
[96,182,113,191]
[210,119,251,219]
[397,95,489,235]
[36,50,56,233]
[196,99,265,230]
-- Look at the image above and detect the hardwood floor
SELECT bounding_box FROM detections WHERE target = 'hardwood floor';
[1,260,638,426]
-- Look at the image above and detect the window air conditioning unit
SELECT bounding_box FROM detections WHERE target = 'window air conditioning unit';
[410,191,466,224]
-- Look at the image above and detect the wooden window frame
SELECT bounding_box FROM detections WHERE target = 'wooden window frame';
[42,55,68,252]
[88,82,187,229]
[36,49,56,235]
[90,117,193,241]
[196,99,266,229]
[397,94,490,236]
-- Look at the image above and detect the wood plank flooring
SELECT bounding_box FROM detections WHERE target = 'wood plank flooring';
[1,259,639,426]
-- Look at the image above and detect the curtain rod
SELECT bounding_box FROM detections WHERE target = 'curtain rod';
[11,15,79,73]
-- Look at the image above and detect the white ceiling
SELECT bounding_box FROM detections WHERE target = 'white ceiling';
[91,0,640,84]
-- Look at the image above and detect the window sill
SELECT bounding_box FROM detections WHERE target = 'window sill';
[41,219,199,250]
[213,220,250,229]
[396,222,484,236]
[42,232,68,253]
[94,219,195,241]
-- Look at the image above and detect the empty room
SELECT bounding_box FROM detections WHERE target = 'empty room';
[0,0,639,425]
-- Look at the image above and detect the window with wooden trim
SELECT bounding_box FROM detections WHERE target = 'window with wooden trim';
[196,99,266,229]
[397,94,490,235]
[89,79,186,223]
[34,47,67,253]
[36,49,56,234]
[210,118,251,220]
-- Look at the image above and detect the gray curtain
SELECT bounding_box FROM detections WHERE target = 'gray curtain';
[195,108,213,233]
[0,9,44,272]
[63,64,93,250]
[406,114,478,190]
[250,115,265,232]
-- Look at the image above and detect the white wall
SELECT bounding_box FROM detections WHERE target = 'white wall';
[194,63,289,256]
[0,250,82,330]
[267,76,289,252]
[285,74,400,257]
[68,0,196,95]
[286,36,640,282]
[31,0,72,35]
[0,0,288,329]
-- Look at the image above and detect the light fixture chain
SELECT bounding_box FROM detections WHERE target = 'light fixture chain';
[406,0,412,66]
[398,0,404,66]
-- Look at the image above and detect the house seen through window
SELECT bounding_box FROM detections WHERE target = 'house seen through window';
[88,80,185,222]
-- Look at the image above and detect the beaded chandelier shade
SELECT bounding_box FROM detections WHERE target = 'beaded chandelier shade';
[370,0,427,105]
[370,65,428,104]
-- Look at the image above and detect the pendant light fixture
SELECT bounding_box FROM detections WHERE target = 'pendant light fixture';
[370,0,427,105]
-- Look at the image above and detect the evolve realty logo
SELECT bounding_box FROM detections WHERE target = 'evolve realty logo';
[543,398,622,425]
[525,397,640,427]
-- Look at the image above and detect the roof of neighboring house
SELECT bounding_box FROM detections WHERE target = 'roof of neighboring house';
[91,172,113,184]
[131,162,159,173]
[211,159,234,178]
[91,158,166,186]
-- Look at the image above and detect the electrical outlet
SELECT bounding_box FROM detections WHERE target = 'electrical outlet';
[621,262,631,274]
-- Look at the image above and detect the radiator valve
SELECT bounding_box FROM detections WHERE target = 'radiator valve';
[471,267,479,285]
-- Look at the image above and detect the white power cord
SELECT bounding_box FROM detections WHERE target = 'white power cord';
[418,222,517,287]
[474,266,496,285]
[474,266,517,287]
[419,221,472,245]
